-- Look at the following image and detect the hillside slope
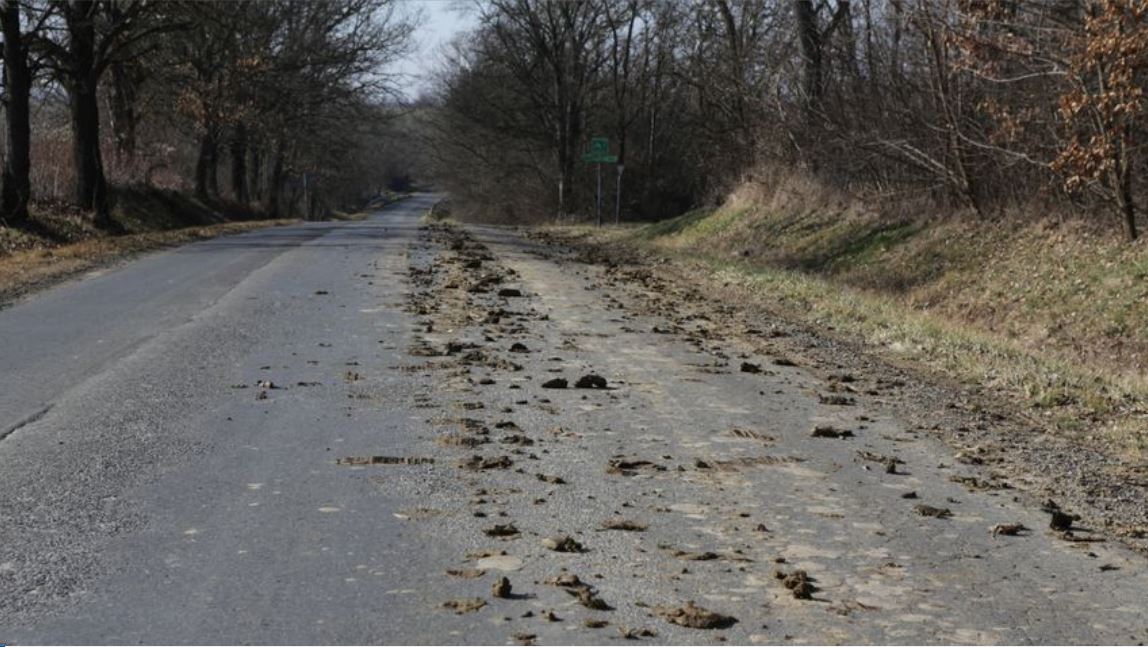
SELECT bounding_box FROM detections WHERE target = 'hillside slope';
[0,188,294,306]
[620,174,1148,459]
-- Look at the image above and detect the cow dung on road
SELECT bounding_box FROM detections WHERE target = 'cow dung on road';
[655,601,737,629]
[484,524,520,537]
[542,535,585,552]
[566,586,612,610]
[574,374,608,389]
[460,455,513,470]
[776,569,817,600]
[443,598,486,614]
[600,519,647,532]
[491,576,513,598]
[915,504,952,519]
[811,425,854,439]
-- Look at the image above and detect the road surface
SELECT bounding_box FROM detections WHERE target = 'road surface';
[1,194,1146,645]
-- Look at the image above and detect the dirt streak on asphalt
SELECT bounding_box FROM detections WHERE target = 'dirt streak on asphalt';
[527,227,1148,554]
[375,220,1148,644]
[6,205,1146,645]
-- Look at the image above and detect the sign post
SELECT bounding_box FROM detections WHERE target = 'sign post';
[582,137,618,227]
[615,164,624,225]
[596,162,603,227]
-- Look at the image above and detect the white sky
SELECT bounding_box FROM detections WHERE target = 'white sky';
[392,0,477,99]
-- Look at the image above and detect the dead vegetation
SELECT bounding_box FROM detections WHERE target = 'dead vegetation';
[382,217,1148,645]
[0,218,295,305]
[606,176,1148,461]
[526,179,1148,551]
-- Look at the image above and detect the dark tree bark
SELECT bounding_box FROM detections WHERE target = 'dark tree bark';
[794,0,850,114]
[267,139,286,218]
[1,0,33,228]
[62,0,111,226]
[40,0,164,226]
[1116,125,1138,240]
[795,0,822,110]
[70,82,110,221]
[231,123,249,204]
[105,0,139,167]
[715,0,752,146]
[922,15,980,213]
[109,59,139,165]
[195,129,219,199]
[486,0,601,218]
[556,108,580,218]
[249,145,263,202]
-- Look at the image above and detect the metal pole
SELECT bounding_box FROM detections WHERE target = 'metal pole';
[596,163,602,227]
[615,164,623,225]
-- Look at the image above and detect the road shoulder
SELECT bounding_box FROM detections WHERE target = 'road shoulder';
[524,225,1148,555]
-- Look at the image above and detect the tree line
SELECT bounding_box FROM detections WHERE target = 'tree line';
[0,0,415,231]
[426,0,1148,240]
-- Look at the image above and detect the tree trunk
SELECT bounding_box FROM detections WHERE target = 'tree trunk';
[923,16,980,214]
[556,114,571,217]
[231,123,249,204]
[308,182,320,220]
[715,0,752,151]
[1117,128,1138,241]
[794,1,850,116]
[109,60,138,167]
[1,0,33,228]
[795,0,822,112]
[70,84,110,222]
[559,98,581,218]
[249,145,263,202]
[195,130,219,200]
[1119,189,1138,241]
[890,0,903,83]
[267,139,286,218]
[64,0,110,226]
[105,0,137,168]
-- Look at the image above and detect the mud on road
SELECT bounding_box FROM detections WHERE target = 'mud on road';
[528,226,1148,554]
[8,204,1144,645]
[371,220,1148,644]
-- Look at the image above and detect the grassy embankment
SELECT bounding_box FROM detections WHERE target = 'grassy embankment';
[599,173,1148,458]
[0,188,296,304]
[0,188,419,303]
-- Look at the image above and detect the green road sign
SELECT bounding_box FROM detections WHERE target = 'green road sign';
[582,137,616,163]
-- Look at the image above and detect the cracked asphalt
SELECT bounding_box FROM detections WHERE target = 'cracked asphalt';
[2,194,1147,645]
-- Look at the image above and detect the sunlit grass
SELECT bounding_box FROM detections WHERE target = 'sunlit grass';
[577,190,1148,458]
[0,220,296,304]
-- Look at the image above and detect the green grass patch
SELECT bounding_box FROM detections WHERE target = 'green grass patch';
[632,207,716,240]
[599,185,1148,457]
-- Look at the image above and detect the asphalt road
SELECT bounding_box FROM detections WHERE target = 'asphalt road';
[1,194,1147,645]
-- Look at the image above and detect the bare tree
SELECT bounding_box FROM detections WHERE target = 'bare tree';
[1,0,35,227]
[34,0,170,225]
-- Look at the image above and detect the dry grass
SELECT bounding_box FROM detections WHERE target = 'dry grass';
[0,219,296,305]
[0,188,413,304]
[592,171,1148,457]
[328,210,371,222]
[0,186,315,304]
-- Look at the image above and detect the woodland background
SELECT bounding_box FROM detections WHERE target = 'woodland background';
[425,0,1148,241]
[0,0,417,239]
